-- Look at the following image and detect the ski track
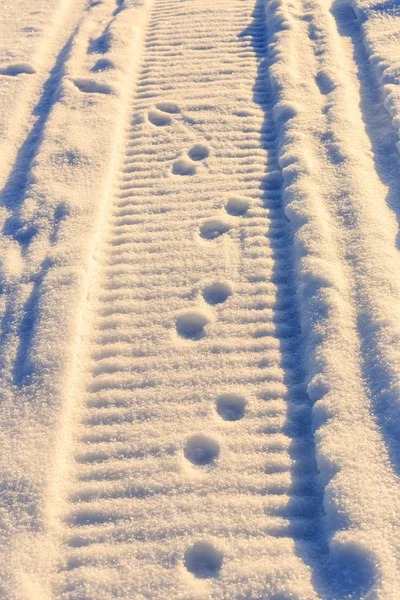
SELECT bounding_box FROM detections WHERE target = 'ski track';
[54,1,328,598]
[0,0,400,597]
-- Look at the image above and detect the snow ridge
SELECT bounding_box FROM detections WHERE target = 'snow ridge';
[265,0,400,596]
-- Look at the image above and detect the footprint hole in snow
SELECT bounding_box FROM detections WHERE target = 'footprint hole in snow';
[155,101,180,114]
[0,63,36,76]
[6,218,37,246]
[216,393,246,421]
[175,310,209,340]
[148,109,172,127]
[184,435,220,466]
[225,196,250,216]
[328,541,377,598]
[188,143,209,161]
[202,282,232,305]
[172,158,196,176]
[200,219,230,240]
[88,33,110,54]
[72,78,113,94]
[315,71,336,95]
[53,149,87,167]
[91,58,115,72]
[184,541,223,578]
[54,203,69,222]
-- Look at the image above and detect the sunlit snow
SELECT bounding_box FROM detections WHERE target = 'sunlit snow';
[0,0,399,598]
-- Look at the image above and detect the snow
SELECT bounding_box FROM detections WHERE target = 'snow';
[0,0,400,598]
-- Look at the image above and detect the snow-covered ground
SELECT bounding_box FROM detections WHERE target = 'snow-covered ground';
[0,0,399,598]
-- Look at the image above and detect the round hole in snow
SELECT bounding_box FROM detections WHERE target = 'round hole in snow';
[202,282,232,305]
[155,101,180,114]
[184,434,220,465]
[172,158,196,176]
[147,109,172,127]
[225,196,250,216]
[328,541,377,598]
[175,310,209,340]
[216,393,246,421]
[188,143,209,161]
[184,541,223,578]
[200,219,230,240]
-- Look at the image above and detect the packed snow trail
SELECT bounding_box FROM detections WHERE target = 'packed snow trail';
[52,0,328,598]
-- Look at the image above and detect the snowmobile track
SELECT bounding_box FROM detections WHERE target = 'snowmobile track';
[54,0,327,597]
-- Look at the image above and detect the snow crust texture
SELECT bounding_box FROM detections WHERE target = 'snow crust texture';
[0,0,400,598]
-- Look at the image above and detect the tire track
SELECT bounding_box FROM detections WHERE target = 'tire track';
[54,0,326,597]
[304,0,400,474]
[330,0,400,474]
[274,0,400,595]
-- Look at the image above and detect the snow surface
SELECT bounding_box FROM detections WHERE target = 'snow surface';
[0,0,399,598]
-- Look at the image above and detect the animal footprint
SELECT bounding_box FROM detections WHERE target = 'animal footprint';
[72,78,113,94]
[91,58,114,72]
[188,143,209,161]
[175,310,209,339]
[172,141,209,176]
[202,282,232,305]
[88,33,110,55]
[0,63,36,76]
[184,435,220,465]
[147,109,172,127]
[216,393,246,421]
[225,195,250,216]
[200,219,230,240]
[172,158,196,176]
[155,101,180,114]
[184,541,223,578]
